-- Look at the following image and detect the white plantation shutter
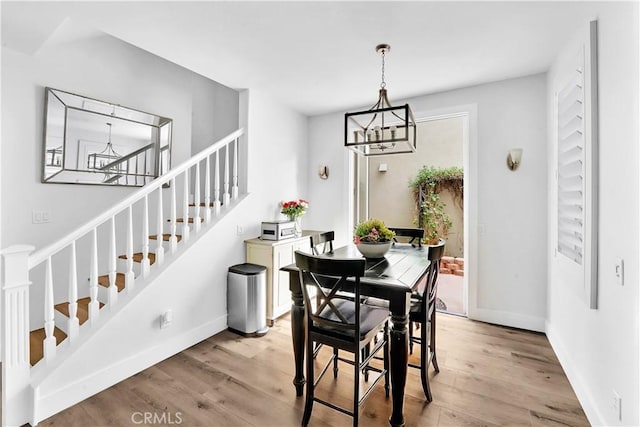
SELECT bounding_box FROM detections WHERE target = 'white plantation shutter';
[557,64,585,264]
[554,20,599,309]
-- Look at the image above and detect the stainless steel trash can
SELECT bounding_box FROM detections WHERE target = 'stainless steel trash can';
[227,263,268,336]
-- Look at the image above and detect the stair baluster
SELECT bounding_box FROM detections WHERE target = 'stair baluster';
[123,206,136,294]
[214,151,221,215]
[140,195,151,279]
[89,228,100,323]
[223,143,231,206]
[108,217,119,306]
[155,187,165,265]
[232,136,239,200]
[67,242,80,341]
[194,162,201,233]
[170,177,178,253]
[204,156,212,223]
[182,171,190,242]
[43,257,57,361]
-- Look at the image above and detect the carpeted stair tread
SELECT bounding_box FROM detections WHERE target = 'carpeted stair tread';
[149,234,183,242]
[97,273,126,292]
[29,327,67,366]
[118,252,156,265]
[54,297,104,324]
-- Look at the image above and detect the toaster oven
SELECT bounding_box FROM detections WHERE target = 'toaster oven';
[261,220,296,240]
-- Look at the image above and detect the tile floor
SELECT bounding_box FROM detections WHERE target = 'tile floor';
[437,272,465,316]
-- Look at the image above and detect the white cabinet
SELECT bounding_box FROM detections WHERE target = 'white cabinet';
[245,233,312,326]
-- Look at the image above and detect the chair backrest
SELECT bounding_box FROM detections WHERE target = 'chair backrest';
[422,240,446,316]
[310,231,335,255]
[295,251,365,337]
[389,227,424,247]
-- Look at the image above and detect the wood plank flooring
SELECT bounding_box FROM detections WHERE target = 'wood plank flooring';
[38,313,589,426]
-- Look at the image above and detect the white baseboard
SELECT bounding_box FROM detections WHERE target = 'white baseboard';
[545,321,604,427]
[33,315,227,425]
[468,307,545,332]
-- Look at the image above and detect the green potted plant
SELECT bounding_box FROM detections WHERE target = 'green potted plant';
[410,166,462,245]
[353,218,396,259]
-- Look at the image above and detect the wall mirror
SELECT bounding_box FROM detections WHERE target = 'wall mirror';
[43,87,172,187]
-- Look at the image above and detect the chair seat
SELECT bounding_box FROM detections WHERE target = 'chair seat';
[315,299,389,342]
[362,296,389,308]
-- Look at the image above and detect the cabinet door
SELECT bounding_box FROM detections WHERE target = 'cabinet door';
[274,243,295,312]
[293,238,311,254]
[246,243,277,321]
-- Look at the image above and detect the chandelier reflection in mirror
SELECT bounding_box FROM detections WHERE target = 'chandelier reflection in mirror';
[87,123,126,181]
[344,44,417,156]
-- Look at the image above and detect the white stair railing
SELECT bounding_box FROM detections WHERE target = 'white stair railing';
[1,128,244,426]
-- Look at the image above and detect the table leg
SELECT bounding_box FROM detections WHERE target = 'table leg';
[389,311,408,427]
[290,278,306,396]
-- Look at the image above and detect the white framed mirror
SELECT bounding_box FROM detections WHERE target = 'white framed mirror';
[42,87,172,187]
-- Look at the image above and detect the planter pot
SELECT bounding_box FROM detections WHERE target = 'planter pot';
[355,241,392,259]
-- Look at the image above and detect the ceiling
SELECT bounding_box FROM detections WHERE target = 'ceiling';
[2,1,609,116]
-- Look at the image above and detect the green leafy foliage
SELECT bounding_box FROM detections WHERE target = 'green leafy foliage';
[410,166,463,245]
[354,218,396,243]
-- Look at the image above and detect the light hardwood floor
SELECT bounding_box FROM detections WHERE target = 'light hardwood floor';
[38,313,589,426]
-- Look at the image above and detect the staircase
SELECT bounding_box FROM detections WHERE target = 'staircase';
[2,129,246,426]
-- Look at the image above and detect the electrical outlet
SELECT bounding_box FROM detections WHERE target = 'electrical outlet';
[160,309,173,329]
[612,390,622,421]
[614,258,624,286]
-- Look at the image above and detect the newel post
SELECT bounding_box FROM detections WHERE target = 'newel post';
[2,245,35,427]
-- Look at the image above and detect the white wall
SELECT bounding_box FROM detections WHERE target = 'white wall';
[240,87,309,235]
[1,20,238,251]
[545,5,639,426]
[191,73,239,154]
[307,73,548,331]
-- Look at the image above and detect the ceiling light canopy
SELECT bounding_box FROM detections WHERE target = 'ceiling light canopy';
[344,44,417,157]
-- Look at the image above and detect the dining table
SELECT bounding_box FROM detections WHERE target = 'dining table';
[282,243,431,427]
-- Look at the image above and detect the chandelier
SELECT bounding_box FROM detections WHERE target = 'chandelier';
[344,44,417,156]
[87,122,122,171]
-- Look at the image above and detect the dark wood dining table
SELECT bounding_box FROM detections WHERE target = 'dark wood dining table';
[282,243,431,427]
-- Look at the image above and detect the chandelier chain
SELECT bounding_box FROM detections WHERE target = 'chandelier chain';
[380,50,386,89]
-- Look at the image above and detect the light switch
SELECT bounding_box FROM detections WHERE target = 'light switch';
[614,258,624,286]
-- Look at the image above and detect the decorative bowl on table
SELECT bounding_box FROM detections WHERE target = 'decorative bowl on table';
[353,218,396,259]
[355,241,392,259]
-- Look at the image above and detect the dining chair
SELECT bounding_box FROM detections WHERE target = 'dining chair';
[309,231,336,358]
[295,251,390,427]
[408,239,445,402]
[389,227,424,247]
[310,231,334,255]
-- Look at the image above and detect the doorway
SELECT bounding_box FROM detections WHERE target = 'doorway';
[354,113,468,316]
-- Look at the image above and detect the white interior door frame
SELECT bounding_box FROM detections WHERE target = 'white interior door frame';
[413,108,474,316]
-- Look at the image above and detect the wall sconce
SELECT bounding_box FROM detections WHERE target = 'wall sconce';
[318,165,329,180]
[507,148,523,171]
